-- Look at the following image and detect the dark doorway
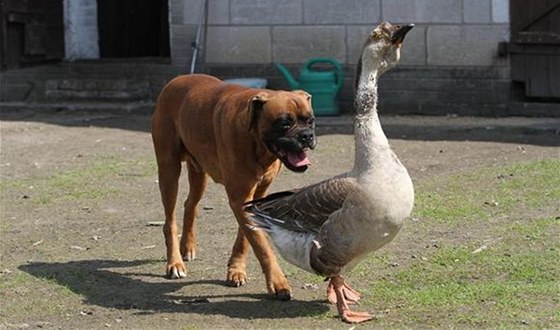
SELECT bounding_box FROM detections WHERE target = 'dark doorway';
[97,0,170,58]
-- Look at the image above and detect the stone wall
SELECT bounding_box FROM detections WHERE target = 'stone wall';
[1,0,519,116]
[169,0,512,115]
[171,0,509,67]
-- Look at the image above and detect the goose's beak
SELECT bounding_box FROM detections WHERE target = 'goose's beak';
[391,24,414,44]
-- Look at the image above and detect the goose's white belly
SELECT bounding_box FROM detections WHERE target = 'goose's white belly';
[317,164,414,273]
[267,228,316,274]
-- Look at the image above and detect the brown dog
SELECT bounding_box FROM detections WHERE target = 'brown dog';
[151,74,316,300]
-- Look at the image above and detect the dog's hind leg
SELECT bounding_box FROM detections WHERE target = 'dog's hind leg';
[152,114,187,279]
[180,160,208,261]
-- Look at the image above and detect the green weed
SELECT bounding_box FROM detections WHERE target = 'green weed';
[414,159,560,224]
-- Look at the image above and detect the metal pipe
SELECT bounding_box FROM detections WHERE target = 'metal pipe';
[190,0,209,74]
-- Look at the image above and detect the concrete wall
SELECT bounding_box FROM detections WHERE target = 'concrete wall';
[1,0,517,116]
[171,0,509,67]
[169,0,512,115]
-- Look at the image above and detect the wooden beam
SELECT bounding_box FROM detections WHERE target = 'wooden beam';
[519,1,560,32]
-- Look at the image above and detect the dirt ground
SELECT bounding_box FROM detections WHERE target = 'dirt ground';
[1,108,559,329]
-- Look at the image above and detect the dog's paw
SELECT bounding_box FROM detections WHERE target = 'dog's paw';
[166,262,187,279]
[273,288,293,301]
[267,276,293,301]
[180,239,197,261]
[226,269,247,287]
[181,247,196,261]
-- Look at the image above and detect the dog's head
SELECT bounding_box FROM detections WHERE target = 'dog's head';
[248,90,316,173]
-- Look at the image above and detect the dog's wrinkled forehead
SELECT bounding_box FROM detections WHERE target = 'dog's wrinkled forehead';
[264,91,313,118]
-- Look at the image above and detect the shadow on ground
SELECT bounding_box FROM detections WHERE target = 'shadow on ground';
[19,260,329,319]
[2,108,559,146]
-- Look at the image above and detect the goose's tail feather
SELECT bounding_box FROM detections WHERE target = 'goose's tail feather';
[245,208,286,231]
[244,190,295,231]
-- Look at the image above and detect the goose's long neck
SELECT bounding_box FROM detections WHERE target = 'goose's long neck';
[352,65,390,175]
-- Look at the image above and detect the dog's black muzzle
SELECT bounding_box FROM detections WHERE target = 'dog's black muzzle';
[297,128,316,150]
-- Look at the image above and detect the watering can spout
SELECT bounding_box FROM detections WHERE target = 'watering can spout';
[275,63,300,90]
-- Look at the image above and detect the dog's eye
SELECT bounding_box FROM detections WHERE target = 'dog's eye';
[307,117,315,126]
[282,121,293,130]
[277,117,293,131]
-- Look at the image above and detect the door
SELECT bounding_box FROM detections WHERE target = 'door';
[1,0,64,69]
[509,0,560,100]
[96,0,170,58]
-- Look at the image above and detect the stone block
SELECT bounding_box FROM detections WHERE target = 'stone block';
[492,0,509,23]
[205,26,271,63]
[382,0,462,23]
[171,9,184,25]
[172,56,190,67]
[58,79,81,90]
[427,25,509,66]
[0,83,33,101]
[169,0,184,11]
[181,0,229,25]
[45,80,59,91]
[346,26,371,64]
[171,24,197,38]
[400,25,427,66]
[273,26,345,64]
[463,0,492,23]
[304,0,380,24]
[182,0,202,24]
[231,0,302,25]
[208,0,229,24]
[170,0,184,24]
[99,91,131,99]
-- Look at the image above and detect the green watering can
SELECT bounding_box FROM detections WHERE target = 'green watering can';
[275,57,344,116]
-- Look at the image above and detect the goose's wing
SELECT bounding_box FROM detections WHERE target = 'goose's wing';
[244,176,360,234]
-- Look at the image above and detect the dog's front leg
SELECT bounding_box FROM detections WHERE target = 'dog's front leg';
[226,226,250,287]
[225,186,292,300]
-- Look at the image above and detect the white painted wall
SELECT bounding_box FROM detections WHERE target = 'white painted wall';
[63,0,99,60]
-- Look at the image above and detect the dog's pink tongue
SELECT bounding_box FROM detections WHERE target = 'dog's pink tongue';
[287,151,310,167]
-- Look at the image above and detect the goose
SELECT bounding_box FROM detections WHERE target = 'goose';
[244,22,415,323]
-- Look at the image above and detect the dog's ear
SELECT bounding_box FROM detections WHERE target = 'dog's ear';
[293,90,312,104]
[248,92,269,131]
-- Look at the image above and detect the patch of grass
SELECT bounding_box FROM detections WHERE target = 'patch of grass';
[0,271,78,317]
[414,159,560,224]
[0,155,156,206]
[366,222,559,327]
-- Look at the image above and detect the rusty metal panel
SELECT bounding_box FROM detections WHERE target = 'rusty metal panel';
[509,0,560,99]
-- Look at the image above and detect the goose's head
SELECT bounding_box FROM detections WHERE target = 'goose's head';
[360,22,414,76]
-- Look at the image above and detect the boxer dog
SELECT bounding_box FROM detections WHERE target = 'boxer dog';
[151,74,316,300]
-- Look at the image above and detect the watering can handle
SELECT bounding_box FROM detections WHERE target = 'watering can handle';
[303,57,343,91]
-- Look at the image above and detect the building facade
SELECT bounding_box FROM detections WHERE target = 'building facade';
[1,0,559,115]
